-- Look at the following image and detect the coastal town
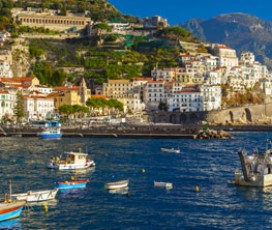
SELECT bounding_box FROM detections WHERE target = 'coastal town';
[0,3,271,127]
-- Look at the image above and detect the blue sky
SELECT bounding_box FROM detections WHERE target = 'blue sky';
[108,0,269,25]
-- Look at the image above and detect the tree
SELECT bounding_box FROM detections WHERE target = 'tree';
[14,91,25,122]
[158,102,168,111]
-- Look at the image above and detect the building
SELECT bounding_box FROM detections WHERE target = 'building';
[0,89,17,119]
[103,79,145,113]
[143,16,169,28]
[24,93,55,121]
[53,78,91,109]
[0,61,13,78]
[12,8,91,32]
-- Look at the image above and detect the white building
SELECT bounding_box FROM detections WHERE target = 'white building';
[0,60,13,78]
[200,84,222,111]
[24,94,55,121]
[143,81,165,110]
[211,44,239,69]
[167,85,203,112]
[0,89,17,119]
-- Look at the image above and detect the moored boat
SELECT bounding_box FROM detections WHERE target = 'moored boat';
[234,139,272,187]
[47,151,95,170]
[160,147,180,154]
[10,188,59,202]
[0,200,26,222]
[38,128,62,139]
[55,179,89,189]
[104,179,129,190]
[154,181,173,189]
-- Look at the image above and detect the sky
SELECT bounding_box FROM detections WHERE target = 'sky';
[108,0,269,25]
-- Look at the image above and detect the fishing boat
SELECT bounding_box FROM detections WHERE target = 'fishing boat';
[154,181,173,189]
[104,179,129,190]
[234,139,272,187]
[47,151,95,170]
[0,200,26,222]
[160,147,180,154]
[55,179,89,189]
[38,128,62,139]
[10,188,59,202]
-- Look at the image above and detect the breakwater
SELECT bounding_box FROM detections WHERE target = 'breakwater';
[1,123,270,139]
[0,123,198,138]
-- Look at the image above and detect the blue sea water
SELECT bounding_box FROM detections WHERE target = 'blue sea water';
[0,132,271,229]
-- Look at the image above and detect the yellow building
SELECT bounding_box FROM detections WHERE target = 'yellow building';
[53,78,90,109]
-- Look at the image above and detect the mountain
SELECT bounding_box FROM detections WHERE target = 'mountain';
[181,13,272,69]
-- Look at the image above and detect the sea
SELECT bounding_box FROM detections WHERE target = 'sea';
[0,132,272,230]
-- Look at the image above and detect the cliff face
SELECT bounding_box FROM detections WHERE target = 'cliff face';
[181,13,272,69]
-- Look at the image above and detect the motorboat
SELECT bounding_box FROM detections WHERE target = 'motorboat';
[55,179,89,189]
[10,188,59,202]
[47,151,95,170]
[154,181,173,189]
[0,200,26,222]
[38,128,62,139]
[160,147,180,154]
[234,139,272,187]
[104,179,129,190]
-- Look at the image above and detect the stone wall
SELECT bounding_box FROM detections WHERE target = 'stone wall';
[150,102,272,126]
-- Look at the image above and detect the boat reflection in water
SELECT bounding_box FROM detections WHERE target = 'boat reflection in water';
[58,188,87,199]
[0,218,22,229]
[107,187,129,195]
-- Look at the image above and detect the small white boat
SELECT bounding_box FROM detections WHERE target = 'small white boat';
[47,151,95,170]
[160,147,180,154]
[104,179,129,190]
[10,188,59,202]
[154,181,173,189]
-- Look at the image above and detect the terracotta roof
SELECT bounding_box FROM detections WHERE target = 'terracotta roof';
[91,94,107,99]
[108,80,130,84]
[54,86,80,91]
[133,77,152,81]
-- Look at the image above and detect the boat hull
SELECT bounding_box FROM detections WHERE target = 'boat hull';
[11,189,59,202]
[234,172,272,187]
[39,133,62,139]
[0,201,25,222]
[55,180,89,189]
[47,160,95,170]
[160,148,180,153]
[154,181,173,189]
[104,180,129,190]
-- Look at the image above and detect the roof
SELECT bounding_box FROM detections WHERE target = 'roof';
[108,80,130,84]
[64,151,88,156]
[91,94,107,99]
[54,86,80,91]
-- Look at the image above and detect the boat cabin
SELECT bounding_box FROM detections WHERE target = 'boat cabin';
[63,152,88,164]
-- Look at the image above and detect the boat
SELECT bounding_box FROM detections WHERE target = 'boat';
[38,121,62,139]
[38,128,62,139]
[55,179,89,189]
[10,188,59,202]
[160,147,180,154]
[234,139,272,187]
[47,151,95,170]
[104,179,129,190]
[0,200,26,222]
[154,181,173,189]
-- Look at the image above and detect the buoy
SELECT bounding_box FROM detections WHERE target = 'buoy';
[44,204,48,212]
[195,185,199,192]
[141,169,145,173]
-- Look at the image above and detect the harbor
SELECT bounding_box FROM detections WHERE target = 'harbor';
[0,132,271,229]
